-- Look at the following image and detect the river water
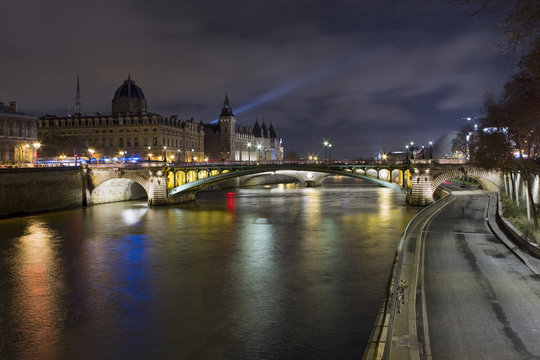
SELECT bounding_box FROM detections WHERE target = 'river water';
[0,178,417,359]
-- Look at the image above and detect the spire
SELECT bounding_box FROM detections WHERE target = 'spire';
[220,93,234,117]
[75,72,81,115]
[261,122,269,138]
[252,120,262,137]
[269,123,277,139]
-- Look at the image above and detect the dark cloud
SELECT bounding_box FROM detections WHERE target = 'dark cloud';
[0,0,510,158]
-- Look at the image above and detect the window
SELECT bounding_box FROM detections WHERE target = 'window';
[134,137,139,147]
[127,138,131,147]
[144,137,148,146]
[119,138,124,147]
[153,137,157,146]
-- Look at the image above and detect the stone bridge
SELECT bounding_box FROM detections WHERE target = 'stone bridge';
[84,160,504,206]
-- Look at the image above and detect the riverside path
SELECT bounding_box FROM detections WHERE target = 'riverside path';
[421,190,540,360]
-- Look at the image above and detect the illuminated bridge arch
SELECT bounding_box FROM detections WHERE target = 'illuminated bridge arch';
[431,166,504,194]
[86,168,154,204]
[167,164,408,201]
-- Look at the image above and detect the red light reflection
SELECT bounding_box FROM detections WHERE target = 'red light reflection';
[226,192,235,211]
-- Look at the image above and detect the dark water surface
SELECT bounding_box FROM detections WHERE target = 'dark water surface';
[0,180,417,359]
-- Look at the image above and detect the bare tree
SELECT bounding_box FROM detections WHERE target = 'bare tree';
[472,75,540,227]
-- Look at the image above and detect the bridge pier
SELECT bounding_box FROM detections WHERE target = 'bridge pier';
[406,166,434,206]
[147,174,168,206]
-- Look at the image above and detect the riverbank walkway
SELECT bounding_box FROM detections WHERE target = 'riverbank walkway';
[364,189,540,360]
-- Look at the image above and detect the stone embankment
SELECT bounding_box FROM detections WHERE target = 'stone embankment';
[0,167,84,217]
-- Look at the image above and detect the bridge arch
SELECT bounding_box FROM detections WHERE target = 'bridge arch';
[87,168,153,204]
[167,165,407,202]
[90,178,147,204]
[430,166,503,194]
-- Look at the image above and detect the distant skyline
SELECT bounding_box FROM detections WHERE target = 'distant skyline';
[0,0,513,158]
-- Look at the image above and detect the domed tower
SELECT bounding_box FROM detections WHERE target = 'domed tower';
[112,75,147,116]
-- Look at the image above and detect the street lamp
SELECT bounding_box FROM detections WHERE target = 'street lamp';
[328,143,332,160]
[88,148,95,162]
[256,143,262,162]
[147,146,151,162]
[323,140,329,160]
[405,145,409,160]
[429,141,433,159]
[191,148,194,163]
[33,142,40,166]
[247,142,252,163]
[163,146,167,163]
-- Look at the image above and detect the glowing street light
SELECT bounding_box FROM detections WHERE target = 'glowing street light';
[256,143,263,162]
[88,148,95,161]
[163,146,167,163]
[33,142,40,166]
[328,143,332,160]
[247,142,252,163]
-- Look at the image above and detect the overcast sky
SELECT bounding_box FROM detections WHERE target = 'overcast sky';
[0,0,513,158]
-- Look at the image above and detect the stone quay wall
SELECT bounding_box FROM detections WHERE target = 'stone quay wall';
[0,167,84,217]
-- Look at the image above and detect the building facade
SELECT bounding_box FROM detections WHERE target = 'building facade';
[0,101,38,166]
[204,96,284,161]
[38,76,205,162]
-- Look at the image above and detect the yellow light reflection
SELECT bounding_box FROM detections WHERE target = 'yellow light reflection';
[14,220,60,359]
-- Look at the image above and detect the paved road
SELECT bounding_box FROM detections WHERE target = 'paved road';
[423,191,540,360]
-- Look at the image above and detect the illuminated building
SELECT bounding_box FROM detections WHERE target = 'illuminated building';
[37,76,205,162]
[203,95,284,161]
[0,101,38,166]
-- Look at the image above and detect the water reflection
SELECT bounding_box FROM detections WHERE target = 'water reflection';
[12,220,60,359]
[121,207,148,226]
[0,183,418,359]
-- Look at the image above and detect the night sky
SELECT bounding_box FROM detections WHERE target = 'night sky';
[0,0,513,158]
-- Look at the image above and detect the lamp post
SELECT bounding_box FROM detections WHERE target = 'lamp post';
[247,142,252,163]
[405,145,409,160]
[88,148,95,162]
[191,148,194,163]
[163,146,167,163]
[328,143,332,161]
[257,143,262,162]
[33,142,40,166]
[147,146,151,162]
[323,140,329,160]
[177,149,181,164]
